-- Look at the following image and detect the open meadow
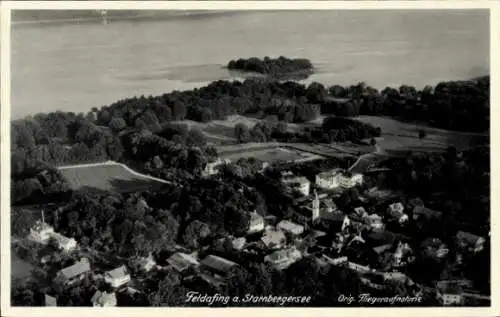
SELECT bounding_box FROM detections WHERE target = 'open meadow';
[58,162,169,193]
[353,116,488,155]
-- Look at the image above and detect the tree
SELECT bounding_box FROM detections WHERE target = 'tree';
[234,123,251,143]
[182,220,211,249]
[418,129,427,139]
[186,128,207,147]
[148,272,187,306]
[109,117,127,132]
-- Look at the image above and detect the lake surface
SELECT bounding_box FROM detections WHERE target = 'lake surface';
[11,10,489,119]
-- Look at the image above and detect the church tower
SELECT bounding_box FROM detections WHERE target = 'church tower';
[312,190,320,223]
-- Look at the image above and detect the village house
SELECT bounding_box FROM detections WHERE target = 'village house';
[104,265,131,288]
[281,172,311,196]
[264,247,302,270]
[167,252,200,274]
[387,202,409,224]
[261,228,287,249]
[392,241,415,267]
[319,212,351,233]
[421,238,449,259]
[412,205,443,221]
[362,213,384,230]
[248,211,265,234]
[28,221,55,244]
[50,232,77,252]
[353,207,368,218]
[277,220,305,236]
[91,290,117,307]
[338,172,364,189]
[230,237,247,251]
[384,272,414,285]
[54,258,91,288]
[315,169,341,189]
[455,231,485,253]
[200,255,239,281]
[134,253,157,272]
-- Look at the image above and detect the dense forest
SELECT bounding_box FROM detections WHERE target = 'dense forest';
[234,117,381,144]
[10,75,489,204]
[227,56,314,80]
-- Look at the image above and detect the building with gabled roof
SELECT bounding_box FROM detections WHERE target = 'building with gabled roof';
[167,252,200,273]
[248,211,265,234]
[55,258,91,287]
[264,247,302,270]
[456,231,485,253]
[413,206,443,221]
[104,265,131,288]
[200,255,238,278]
[50,232,77,251]
[261,228,286,249]
[277,220,304,236]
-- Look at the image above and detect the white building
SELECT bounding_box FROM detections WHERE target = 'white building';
[104,265,131,288]
[315,169,363,190]
[315,169,342,189]
[50,232,77,251]
[277,220,304,236]
[261,228,286,249]
[29,221,54,244]
[264,247,302,270]
[363,213,384,230]
[338,173,363,189]
[248,211,265,234]
[388,202,408,224]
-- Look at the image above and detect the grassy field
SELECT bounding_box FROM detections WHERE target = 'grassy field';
[11,248,34,280]
[221,146,324,163]
[353,116,488,155]
[58,162,169,193]
[174,114,303,145]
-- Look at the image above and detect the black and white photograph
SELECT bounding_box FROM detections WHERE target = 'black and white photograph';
[2,2,494,312]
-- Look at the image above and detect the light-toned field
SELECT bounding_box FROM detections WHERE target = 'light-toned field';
[353,116,488,155]
[58,161,169,193]
[221,146,324,164]
[173,115,303,145]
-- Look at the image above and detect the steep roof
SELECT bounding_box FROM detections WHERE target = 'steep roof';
[413,206,442,219]
[456,231,483,244]
[261,229,286,247]
[58,259,90,280]
[167,252,200,272]
[277,220,304,233]
[105,265,129,280]
[200,255,238,274]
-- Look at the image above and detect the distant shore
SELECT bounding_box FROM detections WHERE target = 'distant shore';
[12,10,240,26]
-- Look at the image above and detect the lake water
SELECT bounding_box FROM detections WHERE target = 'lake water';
[11,10,489,119]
